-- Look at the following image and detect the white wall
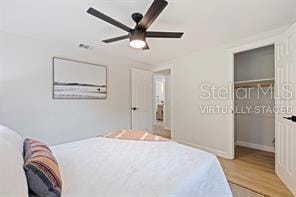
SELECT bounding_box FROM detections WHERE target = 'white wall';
[153,27,287,158]
[234,45,275,81]
[0,31,150,145]
[235,87,275,151]
[168,46,233,157]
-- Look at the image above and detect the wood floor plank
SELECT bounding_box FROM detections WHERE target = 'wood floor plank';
[219,146,293,197]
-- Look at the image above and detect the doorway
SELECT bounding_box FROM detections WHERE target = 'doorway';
[224,39,294,195]
[227,24,296,194]
[234,45,275,155]
[232,44,276,178]
[152,69,171,139]
[228,39,277,159]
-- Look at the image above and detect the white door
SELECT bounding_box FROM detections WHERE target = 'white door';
[275,23,296,195]
[131,68,153,132]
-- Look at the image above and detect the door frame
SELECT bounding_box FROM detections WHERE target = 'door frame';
[227,37,278,159]
[152,67,173,137]
[153,75,165,125]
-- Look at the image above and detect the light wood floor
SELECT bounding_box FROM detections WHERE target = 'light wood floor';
[152,123,171,139]
[219,146,293,197]
[229,182,264,197]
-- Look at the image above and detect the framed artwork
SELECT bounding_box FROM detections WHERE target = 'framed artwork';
[53,57,107,99]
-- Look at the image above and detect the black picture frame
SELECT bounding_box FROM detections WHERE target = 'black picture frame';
[52,57,108,99]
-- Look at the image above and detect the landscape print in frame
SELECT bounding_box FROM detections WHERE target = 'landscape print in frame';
[53,57,107,99]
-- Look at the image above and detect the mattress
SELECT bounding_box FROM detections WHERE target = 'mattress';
[51,137,232,197]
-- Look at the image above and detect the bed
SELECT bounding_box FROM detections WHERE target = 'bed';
[0,125,232,197]
[52,137,231,197]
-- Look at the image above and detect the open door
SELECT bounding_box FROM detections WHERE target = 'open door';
[131,68,153,132]
[275,23,296,195]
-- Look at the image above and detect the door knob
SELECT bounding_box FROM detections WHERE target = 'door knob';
[284,115,296,122]
[132,107,138,111]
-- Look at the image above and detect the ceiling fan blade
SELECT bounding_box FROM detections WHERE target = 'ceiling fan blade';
[142,42,150,50]
[87,7,131,32]
[146,31,184,38]
[137,0,168,30]
[102,35,129,43]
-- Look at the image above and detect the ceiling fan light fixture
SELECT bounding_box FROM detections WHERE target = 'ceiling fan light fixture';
[129,29,146,49]
[87,0,184,50]
[130,39,146,49]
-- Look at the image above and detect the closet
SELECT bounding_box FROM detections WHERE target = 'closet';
[234,45,275,153]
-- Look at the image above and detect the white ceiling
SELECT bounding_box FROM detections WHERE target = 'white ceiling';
[1,0,296,65]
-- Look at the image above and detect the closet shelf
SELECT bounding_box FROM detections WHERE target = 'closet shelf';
[234,78,275,88]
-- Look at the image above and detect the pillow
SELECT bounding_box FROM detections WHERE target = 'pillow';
[0,138,29,197]
[0,124,24,152]
[23,138,62,197]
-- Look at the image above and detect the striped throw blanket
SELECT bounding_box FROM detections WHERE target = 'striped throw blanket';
[104,130,170,141]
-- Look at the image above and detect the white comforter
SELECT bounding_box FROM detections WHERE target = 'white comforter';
[51,137,232,197]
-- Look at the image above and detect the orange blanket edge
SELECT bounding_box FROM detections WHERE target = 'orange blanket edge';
[102,130,170,141]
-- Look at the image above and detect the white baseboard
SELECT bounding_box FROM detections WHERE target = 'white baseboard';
[236,141,275,153]
[174,139,232,159]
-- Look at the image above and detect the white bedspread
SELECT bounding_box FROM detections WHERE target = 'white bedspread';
[51,137,232,197]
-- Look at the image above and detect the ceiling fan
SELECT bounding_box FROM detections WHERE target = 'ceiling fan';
[87,0,184,50]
